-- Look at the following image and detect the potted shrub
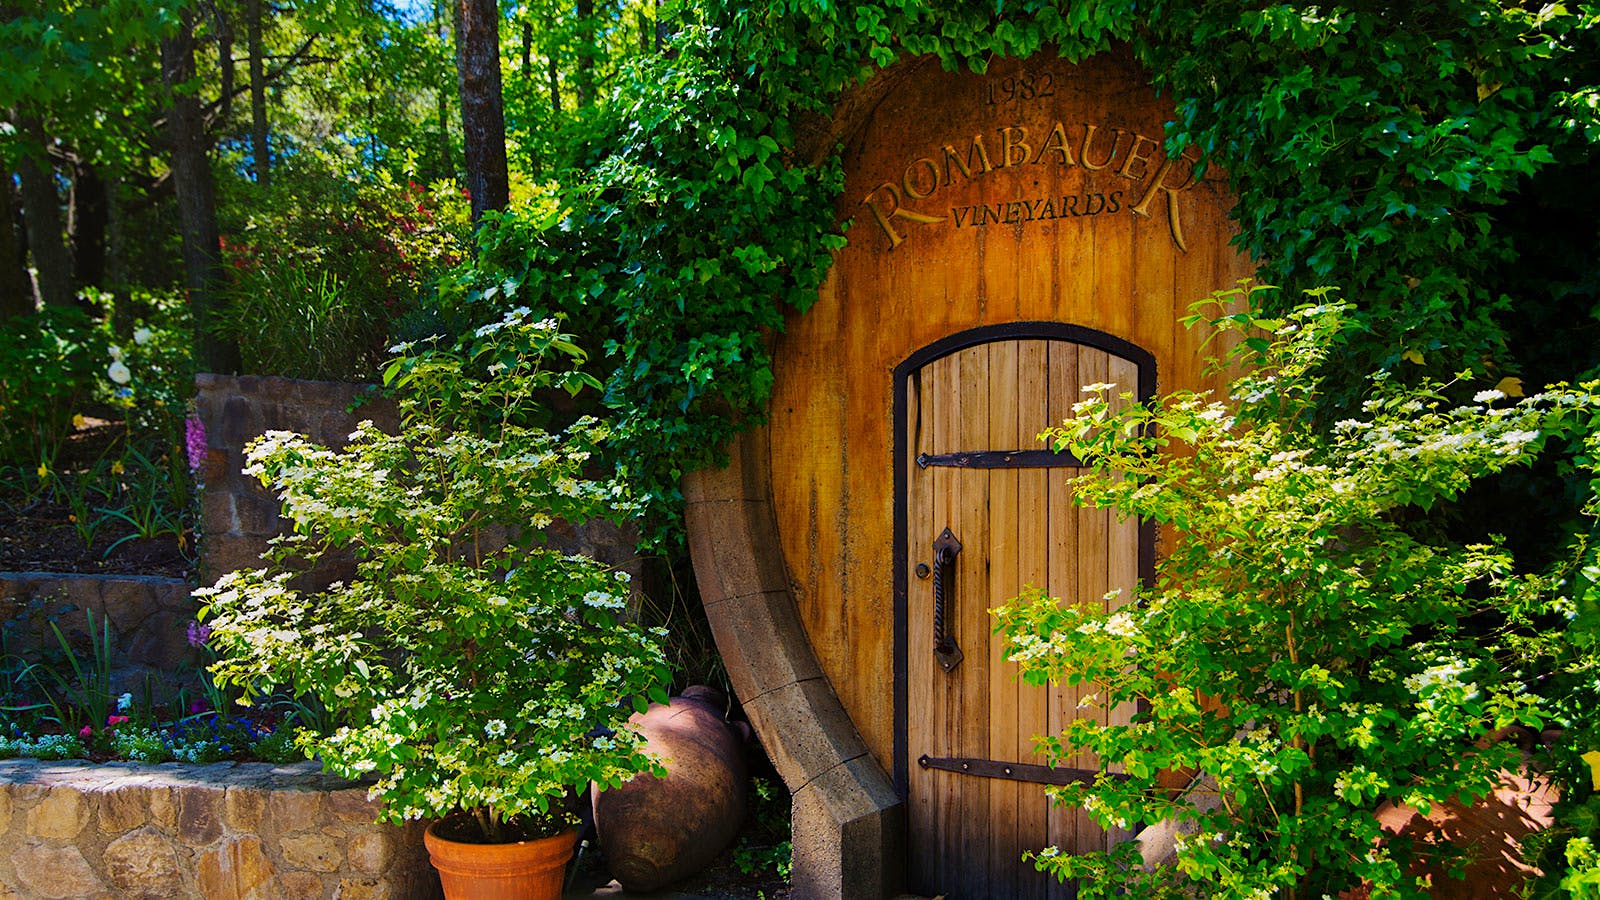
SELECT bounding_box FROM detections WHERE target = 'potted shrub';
[195,309,670,899]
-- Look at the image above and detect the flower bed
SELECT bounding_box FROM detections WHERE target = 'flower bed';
[0,758,439,899]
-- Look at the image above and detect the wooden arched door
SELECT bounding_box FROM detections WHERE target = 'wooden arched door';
[893,324,1155,898]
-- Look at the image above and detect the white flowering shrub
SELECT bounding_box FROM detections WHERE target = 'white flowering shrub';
[196,310,670,842]
[994,288,1600,898]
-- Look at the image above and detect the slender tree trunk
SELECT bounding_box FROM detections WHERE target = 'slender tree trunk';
[70,160,108,289]
[547,41,561,116]
[518,15,540,176]
[575,0,594,108]
[435,0,453,178]
[0,172,30,318]
[247,0,269,185]
[14,115,74,308]
[454,0,508,227]
[216,5,234,125]
[106,180,125,288]
[163,11,240,373]
[520,16,531,75]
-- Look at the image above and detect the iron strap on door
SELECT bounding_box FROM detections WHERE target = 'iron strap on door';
[917,754,1132,787]
[917,448,1082,469]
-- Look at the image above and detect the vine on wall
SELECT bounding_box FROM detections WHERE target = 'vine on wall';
[454,1,1598,546]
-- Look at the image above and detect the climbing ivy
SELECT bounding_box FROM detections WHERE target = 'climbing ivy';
[449,1,1600,545]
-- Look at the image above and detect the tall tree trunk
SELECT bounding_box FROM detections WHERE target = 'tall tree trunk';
[247,0,269,185]
[547,40,561,116]
[0,171,30,318]
[575,0,594,108]
[106,180,126,289]
[70,160,108,289]
[216,4,234,125]
[435,0,454,178]
[163,11,240,373]
[520,15,531,75]
[14,115,74,308]
[454,0,508,228]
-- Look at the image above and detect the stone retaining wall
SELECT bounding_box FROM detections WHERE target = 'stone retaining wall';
[193,374,397,585]
[0,758,439,900]
[192,372,658,607]
[0,573,197,699]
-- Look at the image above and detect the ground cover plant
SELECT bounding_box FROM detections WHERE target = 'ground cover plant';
[994,287,1600,898]
[0,604,307,766]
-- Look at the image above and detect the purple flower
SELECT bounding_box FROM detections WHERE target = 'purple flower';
[187,621,212,648]
[185,415,207,474]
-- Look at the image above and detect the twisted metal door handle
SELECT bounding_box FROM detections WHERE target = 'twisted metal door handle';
[932,527,963,673]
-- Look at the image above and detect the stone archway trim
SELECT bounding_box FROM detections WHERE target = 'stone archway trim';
[683,425,904,900]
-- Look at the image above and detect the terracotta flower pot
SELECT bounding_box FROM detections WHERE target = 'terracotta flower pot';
[424,820,579,900]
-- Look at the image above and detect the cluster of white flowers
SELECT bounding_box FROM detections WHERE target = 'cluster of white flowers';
[1404,658,1479,710]
[1499,429,1539,452]
[582,590,626,610]
[1079,794,1131,830]
[1102,610,1139,638]
[474,305,537,337]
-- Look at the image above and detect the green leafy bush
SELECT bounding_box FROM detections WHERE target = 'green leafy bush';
[198,310,670,841]
[0,305,109,475]
[214,167,469,381]
[441,23,846,545]
[994,289,1600,899]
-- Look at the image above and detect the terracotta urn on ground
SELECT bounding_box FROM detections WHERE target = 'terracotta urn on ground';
[424,818,580,900]
[592,685,751,891]
[1339,728,1561,899]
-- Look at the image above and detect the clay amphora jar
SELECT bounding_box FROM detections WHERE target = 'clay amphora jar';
[592,685,750,891]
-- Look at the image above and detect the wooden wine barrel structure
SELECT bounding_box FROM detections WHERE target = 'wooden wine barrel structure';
[684,48,1255,899]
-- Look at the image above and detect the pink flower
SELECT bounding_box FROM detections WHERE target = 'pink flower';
[107,715,130,727]
[184,415,207,474]
[78,725,93,739]
[187,621,212,648]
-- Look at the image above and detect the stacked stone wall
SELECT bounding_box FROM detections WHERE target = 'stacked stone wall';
[0,573,197,700]
[192,372,657,606]
[0,759,439,899]
[192,374,397,584]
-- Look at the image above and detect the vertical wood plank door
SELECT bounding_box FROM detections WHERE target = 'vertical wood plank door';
[896,327,1152,899]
